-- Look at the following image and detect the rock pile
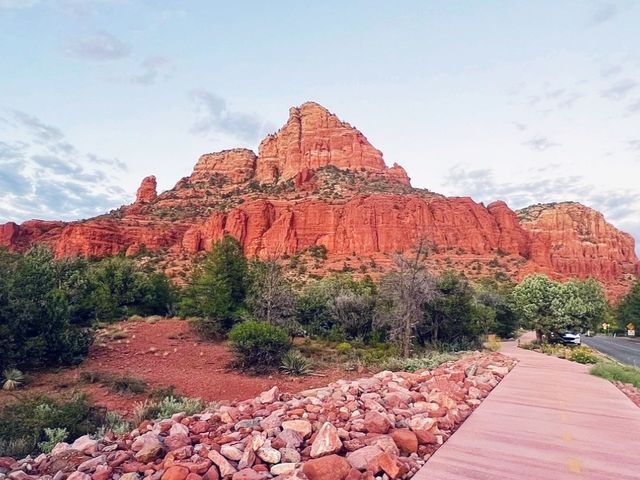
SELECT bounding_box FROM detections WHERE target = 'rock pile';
[613,381,640,408]
[0,352,515,480]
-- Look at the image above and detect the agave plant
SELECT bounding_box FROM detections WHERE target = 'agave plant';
[280,351,312,376]
[2,369,25,391]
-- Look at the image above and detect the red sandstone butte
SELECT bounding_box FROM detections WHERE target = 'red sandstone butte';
[0,101,638,296]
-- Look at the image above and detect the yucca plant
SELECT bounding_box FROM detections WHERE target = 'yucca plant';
[280,351,312,376]
[2,369,24,391]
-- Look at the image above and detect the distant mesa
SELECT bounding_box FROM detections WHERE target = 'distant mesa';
[0,102,637,297]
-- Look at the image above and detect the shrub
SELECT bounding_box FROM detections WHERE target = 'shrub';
[80,372,147,394]
[228,321,291,372]
[335,342,353,354]
[280,351,312,376]
[0,394,105,457]
[591,362,640,388]
[133,395,205,423]
[381,352,457,372]
[109,376,147,394]
[188,316,224,340]
[2,369,25,391]
[37,428,68,453]
[569,346,599,364]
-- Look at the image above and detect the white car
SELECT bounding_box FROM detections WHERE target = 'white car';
[559,332,581,346]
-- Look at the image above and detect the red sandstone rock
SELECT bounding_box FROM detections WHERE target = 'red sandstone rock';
[391,430,418,454]
[302,454,351,480]
[0,103,637,297]
[135,176,157,204]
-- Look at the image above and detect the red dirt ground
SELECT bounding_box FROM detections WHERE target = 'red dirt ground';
[0,318,364,416]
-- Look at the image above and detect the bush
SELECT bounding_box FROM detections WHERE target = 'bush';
[2,369,25,391]
[381,352,457,372]
[591,362,640,388]
[569,346,599,364]
[0,394,105,457]
[188,317,224,340]
[37,428,68,453]
[132,395,205,424]
[80,372,147,394]
[280,351,312,376]
[228,321,291,372]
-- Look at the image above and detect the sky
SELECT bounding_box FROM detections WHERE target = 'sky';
[1,0,639,249]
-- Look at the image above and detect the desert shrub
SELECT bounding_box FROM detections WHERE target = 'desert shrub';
[381,352,457,372]
[591,362,640,388]
[37,428,68,453]
[149,385,176,400]
[108,376,147,394]
[335,342,353,354]
[80,372,147,394]
[133,396,204,423]
[188,316,224,340]
[0,394,105,457]
[2,368,25,391]
[297,274,377,339]
[569,346,599,364]
[228,321,291,372]
[280,351,312,376]
[485,337,501,352]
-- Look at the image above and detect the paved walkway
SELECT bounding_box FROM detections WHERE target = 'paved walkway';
[414,335,640,479]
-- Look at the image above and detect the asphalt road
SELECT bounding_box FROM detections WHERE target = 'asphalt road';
[583,335,640,366]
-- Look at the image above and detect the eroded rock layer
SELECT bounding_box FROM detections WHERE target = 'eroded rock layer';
[0,102,637,295]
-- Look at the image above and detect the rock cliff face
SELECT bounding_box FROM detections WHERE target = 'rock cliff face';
[0,102,637,295]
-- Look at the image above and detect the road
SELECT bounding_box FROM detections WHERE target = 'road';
[583,335,640,366]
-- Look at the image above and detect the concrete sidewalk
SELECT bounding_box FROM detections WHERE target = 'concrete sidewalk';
[414,336,640,479]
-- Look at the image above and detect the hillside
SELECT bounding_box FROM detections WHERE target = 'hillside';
[1,102,638,295]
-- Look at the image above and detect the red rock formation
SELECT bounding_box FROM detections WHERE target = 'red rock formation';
[191,149,257,184]
[255,102,407,185]
[0,102,637,296]
[135,175,157,204]
[518,202,640,281]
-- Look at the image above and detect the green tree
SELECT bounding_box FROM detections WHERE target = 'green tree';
[418,270,481,348]
[512,274,561,340]
[86,256,146,320]
[0,246,93,369]
[554,278,606,333]
[512,274,607,340]
[617,281,640,330]
[181,235,248,330]
[475,279,519,338]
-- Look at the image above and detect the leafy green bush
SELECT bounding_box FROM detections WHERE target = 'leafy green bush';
[37,428,68,453]
[0,394,105,457]
[228,321,292,372]
[281,351,312,376]
[569,346,599,364]
[591,362,640,388]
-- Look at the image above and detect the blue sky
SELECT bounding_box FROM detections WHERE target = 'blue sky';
[1,0,639,247]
